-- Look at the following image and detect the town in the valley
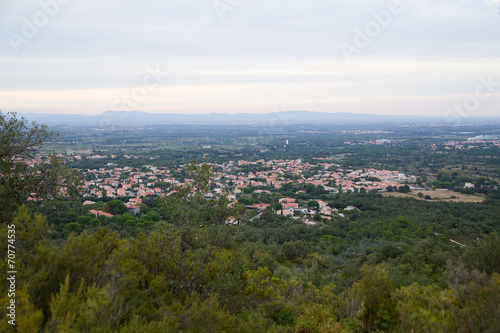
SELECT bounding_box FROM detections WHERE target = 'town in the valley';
[25,153,422,224]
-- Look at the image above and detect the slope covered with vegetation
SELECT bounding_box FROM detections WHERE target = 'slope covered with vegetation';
[1,113,499,332]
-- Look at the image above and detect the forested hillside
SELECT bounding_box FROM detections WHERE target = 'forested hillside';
[1,113,499,332]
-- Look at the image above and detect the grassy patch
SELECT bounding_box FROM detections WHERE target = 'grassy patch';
[382,190,484,203]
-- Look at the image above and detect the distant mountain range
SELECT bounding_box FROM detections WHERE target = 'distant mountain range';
[16,111,498,127]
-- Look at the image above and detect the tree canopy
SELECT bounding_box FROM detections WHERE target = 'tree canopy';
[0,112,80,223]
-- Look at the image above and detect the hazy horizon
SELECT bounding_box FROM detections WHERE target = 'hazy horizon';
[12,109,500,119]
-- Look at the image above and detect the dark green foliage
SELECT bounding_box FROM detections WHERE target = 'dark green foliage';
[462,233,500,275]
[3,191,500,332]
[0,112,80,224]
[106,199,128,215]
[398,185,411,193]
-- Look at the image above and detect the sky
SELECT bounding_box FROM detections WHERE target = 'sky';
[1,0,499,117]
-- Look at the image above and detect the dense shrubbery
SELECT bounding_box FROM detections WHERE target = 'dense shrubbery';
[2,169,500,332]
[1,202,499,332]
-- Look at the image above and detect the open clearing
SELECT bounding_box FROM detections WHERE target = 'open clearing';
[382,190,485,203]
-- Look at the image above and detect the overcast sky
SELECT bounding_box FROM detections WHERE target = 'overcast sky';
[1,0,499,116]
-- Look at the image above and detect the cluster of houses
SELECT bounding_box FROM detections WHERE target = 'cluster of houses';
[431,139,500,151]
[222,159,415,194]
[247,197,361,222]
[21,154,416,221]
[344,139,395,146]
[67,157,418,200]
[71,158,415,220]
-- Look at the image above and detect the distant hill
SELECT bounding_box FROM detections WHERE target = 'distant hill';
[15,111,495,127]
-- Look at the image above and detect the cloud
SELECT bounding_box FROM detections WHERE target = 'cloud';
[1,0,498,116]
